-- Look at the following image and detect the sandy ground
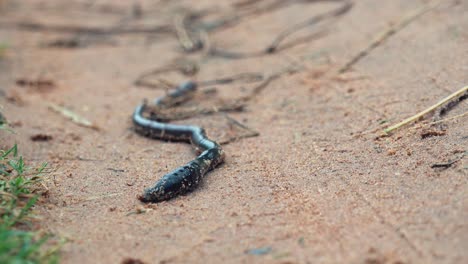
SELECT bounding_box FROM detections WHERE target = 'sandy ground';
[1,0,467,263]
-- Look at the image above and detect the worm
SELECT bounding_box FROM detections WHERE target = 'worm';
[132,81,225,203]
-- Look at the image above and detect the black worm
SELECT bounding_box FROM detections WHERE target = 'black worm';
[132,81,225,203]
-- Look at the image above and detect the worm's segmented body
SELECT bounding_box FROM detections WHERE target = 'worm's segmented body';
[133,82,224,203]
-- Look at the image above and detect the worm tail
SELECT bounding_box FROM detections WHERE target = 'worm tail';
[139,147,224,203]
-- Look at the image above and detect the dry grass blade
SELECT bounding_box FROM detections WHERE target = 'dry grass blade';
[47,103,99,130]
[384,86,468,134]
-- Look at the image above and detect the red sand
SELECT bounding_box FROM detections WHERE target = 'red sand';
[1,1,467,263]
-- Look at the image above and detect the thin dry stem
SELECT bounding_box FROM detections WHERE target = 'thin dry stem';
[384,86,468,134]
[339,0,443,73]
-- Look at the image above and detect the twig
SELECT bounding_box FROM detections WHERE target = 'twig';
[199,0,289,32]
[107,168,125,173]
[209,0,351,59]
[146,100,246,121]
[42,6,142,49]
[136,65,263,90]
[384,86,468,134]
[219,114,259,144]
[224,114,256,132]
[134,60,199,89]
[431,152,466,169]
[386,111,468,136]
[10,21,173,35]
[174,12,203,52]
[339,0,443,73]
[241,65,301,101]
[266,1,352,53]
[47,103,99,130]
[434,89,468,119]
[197,72,264,86]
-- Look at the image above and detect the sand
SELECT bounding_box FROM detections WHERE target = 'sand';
[0,0,467,263]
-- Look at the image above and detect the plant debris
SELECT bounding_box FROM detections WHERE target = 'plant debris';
[30,134,53,142]
[16,78,56,92]
[384,86,468,134]
[134,59,199,89]
[10,21,173,36]
[219,114,260,145]
[339,0,443,73]
[47,103,99,130]
[174,12,204,52]
[107,168,125,173]
[44,35,115,49]
[209,1,352,59]
[434,89,468,119]
[420,129,446,139]
[431,152,466,170]
[121,258,146,264]
[145,100,245,121]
